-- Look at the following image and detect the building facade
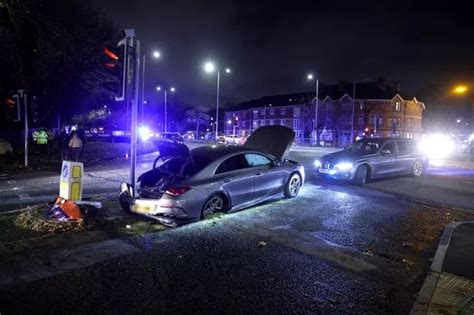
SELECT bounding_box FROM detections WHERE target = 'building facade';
[224,81,425,146]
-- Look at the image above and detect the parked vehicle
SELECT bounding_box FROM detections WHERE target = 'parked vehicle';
[314,138,428,185]
[225,135,244,145]
[157,132,184,144]
[120,126,304,226]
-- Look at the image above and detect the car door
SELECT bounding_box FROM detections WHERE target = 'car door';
[244,153,287,200]
[214,154,255,207]
[373,141,399,177]
[396,140,415,174]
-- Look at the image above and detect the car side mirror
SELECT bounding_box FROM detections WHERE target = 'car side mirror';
[272,159,281,167]
[381,149,391,155]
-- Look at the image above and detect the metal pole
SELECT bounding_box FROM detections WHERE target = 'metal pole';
[164,89,168,133]
[141,53,146,123]
[130,38,140,192]
[315,79,319,146]
[23,91,28,167]
[351,82,356,143]
[215,71,220,140]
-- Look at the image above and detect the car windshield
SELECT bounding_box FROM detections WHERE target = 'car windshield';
[346,140,383,154]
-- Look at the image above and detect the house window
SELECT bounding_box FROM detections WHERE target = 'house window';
[269,119,274,125]
[260,120,265,126]
[409,118,414,128]
[359,114,364,125]
[293,108,300,117]
[280,119,286,126]
[369,114,376,125]
[281,107,286,115]
[378,116,383,127]
[253,120,258,128]
[359,101,364,110]
[293,119,299,129]
[270,108,274,115]
[395,101,401,111]
[395,118,401,127]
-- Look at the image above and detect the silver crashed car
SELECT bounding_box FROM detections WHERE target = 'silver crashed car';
[315,138,428,185]
[120,126,305,226]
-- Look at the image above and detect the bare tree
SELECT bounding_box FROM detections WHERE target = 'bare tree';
[185,106,211,138]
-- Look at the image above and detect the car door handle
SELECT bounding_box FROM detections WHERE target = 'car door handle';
[223,178,233,183]
[255,172,263,176]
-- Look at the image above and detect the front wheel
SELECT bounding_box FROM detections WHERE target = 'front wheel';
[353,165,368,185]
[411,160,424,177]
[201,194,225,219]
[284,173,302,198]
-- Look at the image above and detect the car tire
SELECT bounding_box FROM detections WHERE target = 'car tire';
[201,194,225,219]
[411,160,424,177]
[353,165,368,186]
[284,173,302,198]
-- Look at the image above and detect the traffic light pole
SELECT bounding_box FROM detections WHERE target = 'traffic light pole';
[17,89,28,167]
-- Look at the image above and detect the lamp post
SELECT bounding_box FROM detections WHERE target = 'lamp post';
[453,84,473,133]
[140,50,161,123]
[307,73,319,145]
[156,85,176,132]
[204,61,231,140]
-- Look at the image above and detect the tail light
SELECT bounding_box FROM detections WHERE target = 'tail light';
[165,187,191,196]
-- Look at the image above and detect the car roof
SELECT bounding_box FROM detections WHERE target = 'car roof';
[191,145,263,160]
[357,137,413,142]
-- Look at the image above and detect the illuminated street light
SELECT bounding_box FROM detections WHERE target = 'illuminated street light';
[227,119,232,124]
[306,73,319,145]
[453,85,468,94]
[152,50,161,59]
[142,50,163,124]
[204,62,216,73]
[203,60,232,140]
[156,85,176,132]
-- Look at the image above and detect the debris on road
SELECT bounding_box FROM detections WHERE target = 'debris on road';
[258,240,268,247]
[14,207,85,233]
[402,242,414,248]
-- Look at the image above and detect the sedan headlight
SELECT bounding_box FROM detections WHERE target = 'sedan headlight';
[313,160,321,168]
[334,162,353,171]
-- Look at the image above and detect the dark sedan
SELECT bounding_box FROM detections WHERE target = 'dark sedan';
[314,138,428,185]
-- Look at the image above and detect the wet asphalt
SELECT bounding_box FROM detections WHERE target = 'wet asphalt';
[1,145,474,313]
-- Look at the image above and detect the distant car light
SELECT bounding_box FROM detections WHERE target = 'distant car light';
[334,162,353,171]
[418,134,455,159]
[314,160,321,168]
[138,125,153,141]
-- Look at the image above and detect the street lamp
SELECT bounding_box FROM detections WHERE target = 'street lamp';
[156,85,176,133]
[203,60,231,140]
[453,85,468,95]
[307,73,319,145]
[141,49,162,123]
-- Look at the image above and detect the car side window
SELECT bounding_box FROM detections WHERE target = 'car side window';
[381,142,395,154]
[397,141,412,154]
[244,153,272,167]
[215,154,247,174]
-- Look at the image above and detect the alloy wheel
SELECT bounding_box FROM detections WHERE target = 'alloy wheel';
[288,175,301,197]
[413,160,424,177]
[202,195,224,218]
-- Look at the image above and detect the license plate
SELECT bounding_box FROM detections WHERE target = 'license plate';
[319,168,332,174]
[132,204,153,214]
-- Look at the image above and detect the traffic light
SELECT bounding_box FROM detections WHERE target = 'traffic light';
[103,44,127,101]
[5,95,21,121]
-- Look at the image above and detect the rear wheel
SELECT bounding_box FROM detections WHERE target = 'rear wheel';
[284,173,302,198]
[353,165,368,185]
[412,160,424,177]
[201,194,225,219]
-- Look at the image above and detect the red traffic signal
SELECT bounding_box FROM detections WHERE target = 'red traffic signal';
[103,45,126,100]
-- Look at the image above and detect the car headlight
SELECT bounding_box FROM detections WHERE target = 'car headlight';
[313,160,321,168]
[334,162,353,171]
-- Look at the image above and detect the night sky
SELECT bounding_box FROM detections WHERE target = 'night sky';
[94,0,474,114]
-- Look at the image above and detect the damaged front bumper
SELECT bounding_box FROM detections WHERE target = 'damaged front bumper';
[119,183,196,227]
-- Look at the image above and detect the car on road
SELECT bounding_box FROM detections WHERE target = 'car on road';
[314,138,428,185]
[225,135,244,145]
[120,126,305,226]
[156,132,184,144]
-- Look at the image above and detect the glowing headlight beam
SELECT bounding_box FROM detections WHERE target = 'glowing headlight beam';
[334,162,353,171]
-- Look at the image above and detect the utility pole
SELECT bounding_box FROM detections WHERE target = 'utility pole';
[351,82,356,143]
[315,79,319,146]
[215,70,220,140]
[141,53,146,123]
[164,89,168,132]
[19,90,29,167]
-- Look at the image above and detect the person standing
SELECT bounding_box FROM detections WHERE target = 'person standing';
[60,129,69,160]
[68,132,82,162]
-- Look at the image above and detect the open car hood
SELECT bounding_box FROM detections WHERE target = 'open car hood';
[155,140,190,160]
[243,125,295,159]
